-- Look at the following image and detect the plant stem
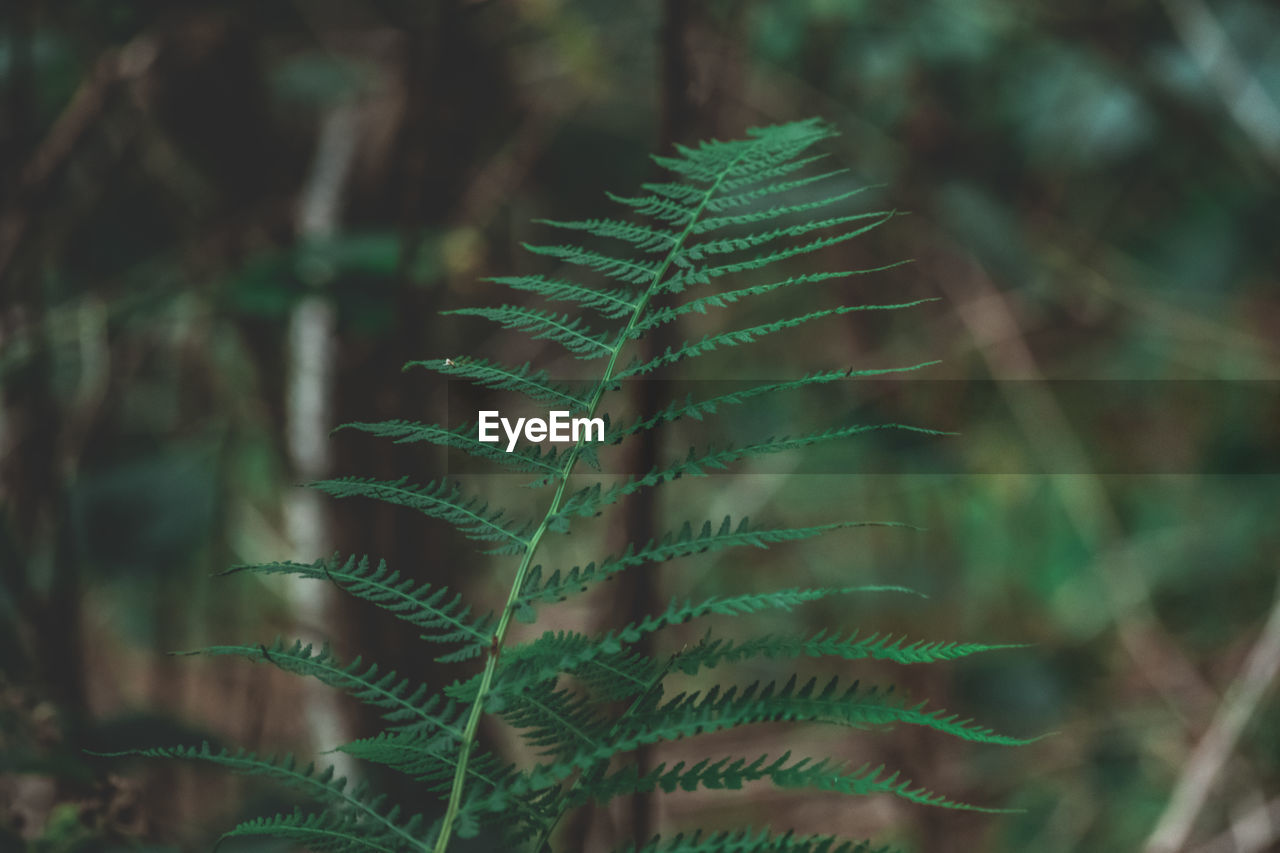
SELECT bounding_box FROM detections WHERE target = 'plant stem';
[430,149,746,852]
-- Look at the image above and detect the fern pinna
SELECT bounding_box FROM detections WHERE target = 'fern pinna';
[116,118,1031,852]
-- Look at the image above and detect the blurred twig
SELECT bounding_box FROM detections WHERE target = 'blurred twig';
[931,238,1221,728]
[285,96,363,779]
[1190,794,1280,853]
[0,49,120,285]
[1039,235,1279,379]
[1160,0,1280,175]
[0,34,164,287]
[455,99,579,230]
[1144,580,1280,853]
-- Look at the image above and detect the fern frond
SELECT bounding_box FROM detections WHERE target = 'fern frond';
[615,301,937,379]
[596,587,918,653]
[105,743,433,851]
[632,264,910,336]
[443,633,647,706]
[507,676,1030,791]
[499,683,611,757]
[704,169,849,214]
[337,419,564,477]
[461,586,915,704]
[772,756,1015,811]
[521,242,662,284]
[224,555,492,656]
[338,730,536,811]
[556,425,949,522]
[338,733,555,847]
[488,274,639,319]
[609,364,941,442]
[663,213,903,295]
[310,477,533,555]
[222,808,401,853]
[341,731,488,784]
[405,357,589,412]
[636,181,713,204]
[564,751,983,814]
[626,676,1032,747]
[170,119,1031,853]
[518,516,881,606]
[177,640,462,734]
[532,218,678,253]
[604,191,700,225]
[671,632,1027,673]
[689,185,882,235]
[443,305,613,359]
[648,118,835,187]
[612,828,894,853]
[683,211,898,262]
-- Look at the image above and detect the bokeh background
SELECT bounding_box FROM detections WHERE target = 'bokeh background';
[2,1,1278,851]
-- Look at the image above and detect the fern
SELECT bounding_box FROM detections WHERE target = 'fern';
[121,118,1032,852]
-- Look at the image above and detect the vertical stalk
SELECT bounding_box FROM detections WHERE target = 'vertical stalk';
[431,144,748,853]
[288,97,362,781]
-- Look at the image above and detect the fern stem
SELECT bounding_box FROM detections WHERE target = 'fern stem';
[431,147,749,853]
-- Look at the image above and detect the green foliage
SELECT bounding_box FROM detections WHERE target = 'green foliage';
[126,118,1029,851]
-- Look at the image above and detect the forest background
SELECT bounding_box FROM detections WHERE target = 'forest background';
[1,1,1278,851]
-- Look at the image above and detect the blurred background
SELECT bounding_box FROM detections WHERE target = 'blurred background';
[1,1,1278,851]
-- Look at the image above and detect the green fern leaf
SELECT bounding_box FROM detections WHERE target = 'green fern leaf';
[604,191,700,225]
[608,364,941,442]
[532,218,679,253]
[488,274,640,319]
[626,676,1033,747]
[507,677,1031,797]
[611,828,895,853]
[563,750,987,814]
[672,631,1027,673]
[518,516,889,606]
[222,808,403,853]
[632,263,910,336]
[310,476,533,554]
[499,682,611,757]
[555,425,949,523]
[405,357,589,412]
[521,242,663,285]
[703,169,849,214]
[151,118,1033,853]
[616,301,937,379]
[224,555,492,654]
[688,184,882,234]
[683,210,899,261]
[104,743,433,851]
[456,586,914,705]
[443,305,614,359]
[336,419,565,477]
[177,640,467,734]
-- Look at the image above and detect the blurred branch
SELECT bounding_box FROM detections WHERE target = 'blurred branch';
[932,244,1220,726]
[285,97,363,778]
[1144,581,1280,853]
[742,31,1278,377]
[1160,0,1280,175]
[456,100,578,229]
[1039,235,1279,379]
[744,35,1266,756]
[0,49,119,286]
[0,35,166,287]
[1190,794,1280,853]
